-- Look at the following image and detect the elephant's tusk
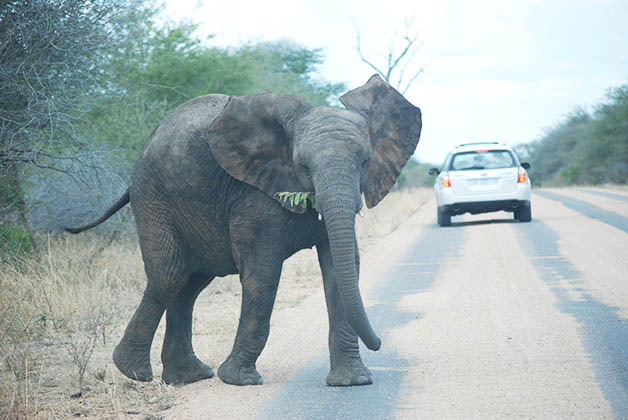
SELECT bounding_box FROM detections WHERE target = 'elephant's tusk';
[358,210,364,217]
[318,213,323,221]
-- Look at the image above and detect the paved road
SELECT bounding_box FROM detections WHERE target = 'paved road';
[169,188,628,419]
[258,188,628,420]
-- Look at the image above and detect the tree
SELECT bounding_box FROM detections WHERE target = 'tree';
[588,84,628,184]
[523,109,593,185]
[354,17,425,94]
[518,82,628,186]
[396,158,437,189]
[0,0,150,220]
[91,32,347,163]
[242,41,346,105]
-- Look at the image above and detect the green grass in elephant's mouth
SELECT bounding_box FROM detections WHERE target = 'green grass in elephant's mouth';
[276,191,317,209]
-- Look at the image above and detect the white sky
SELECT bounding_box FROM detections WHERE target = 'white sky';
[164,0,628,164]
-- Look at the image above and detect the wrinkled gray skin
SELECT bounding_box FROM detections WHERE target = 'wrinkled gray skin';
[67,75,422,387]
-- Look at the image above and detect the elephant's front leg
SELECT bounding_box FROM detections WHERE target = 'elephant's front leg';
[317,240,372,386]
[217,258,281,386]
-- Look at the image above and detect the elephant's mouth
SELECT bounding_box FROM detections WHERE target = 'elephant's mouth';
[275,191,367,220]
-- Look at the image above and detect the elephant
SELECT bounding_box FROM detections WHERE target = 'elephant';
[66,75,422,387]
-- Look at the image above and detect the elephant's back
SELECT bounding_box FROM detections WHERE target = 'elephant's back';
[131,93,233,214]
[140,94,230,162]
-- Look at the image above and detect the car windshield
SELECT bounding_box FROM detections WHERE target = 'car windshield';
[449,150,515,170]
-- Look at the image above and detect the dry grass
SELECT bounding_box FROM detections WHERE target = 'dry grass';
[0,188,432,419]
[544,184,628,193]
[599,183,628,193]
[0,234,172,419]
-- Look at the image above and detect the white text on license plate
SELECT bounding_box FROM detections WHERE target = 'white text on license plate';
[471,178,497,185]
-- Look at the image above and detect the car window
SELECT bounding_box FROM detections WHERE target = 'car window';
[449,150,515,170]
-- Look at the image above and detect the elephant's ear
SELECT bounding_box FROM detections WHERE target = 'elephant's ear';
[208,93,311,213]
[339,75,422,208]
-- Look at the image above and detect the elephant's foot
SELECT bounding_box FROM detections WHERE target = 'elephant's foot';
[326,358,372,386]
[217,354,262,386]
[162,356,214,385]
[113,342,153,382]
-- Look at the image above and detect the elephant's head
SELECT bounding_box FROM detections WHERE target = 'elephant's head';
[208,75,422,351]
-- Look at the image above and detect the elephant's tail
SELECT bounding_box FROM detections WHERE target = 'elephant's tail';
[64,189,130,234]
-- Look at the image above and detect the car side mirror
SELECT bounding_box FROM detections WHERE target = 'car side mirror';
[521,162,531,170]
[428,167,440,176]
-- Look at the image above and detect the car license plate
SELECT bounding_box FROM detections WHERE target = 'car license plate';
[470,178,497,186]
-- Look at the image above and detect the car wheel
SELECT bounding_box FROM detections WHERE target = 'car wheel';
[437,208,451,227]
[516,203,532,222]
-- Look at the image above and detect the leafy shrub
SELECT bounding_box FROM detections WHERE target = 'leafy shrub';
[0,222,33,262]
[518,82,628,186]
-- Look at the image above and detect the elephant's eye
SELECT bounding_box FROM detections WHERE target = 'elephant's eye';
[301,163,312,178]
[362,158,370,170]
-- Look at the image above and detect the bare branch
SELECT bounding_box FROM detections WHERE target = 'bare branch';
[0,0,140,190]
[353,22,387,79]
[388,32,419,79]
[400,67,425,95]
[353,15,425,93]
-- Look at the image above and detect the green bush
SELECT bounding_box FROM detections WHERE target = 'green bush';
[0,222,33,263]
[518,82,628,186]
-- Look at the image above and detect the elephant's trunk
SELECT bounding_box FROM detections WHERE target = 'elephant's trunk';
[316,172,381,351]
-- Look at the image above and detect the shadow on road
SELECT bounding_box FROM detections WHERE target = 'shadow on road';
[446,217,521,227]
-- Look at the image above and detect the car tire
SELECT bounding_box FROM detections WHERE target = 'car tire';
[437,208,451,227]
[516,203,532,222]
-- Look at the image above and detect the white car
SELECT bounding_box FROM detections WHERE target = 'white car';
[428,142,532,227]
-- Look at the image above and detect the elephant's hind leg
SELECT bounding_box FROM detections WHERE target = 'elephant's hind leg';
[114,214,188,382]
[113,290,165,381]
[161,274,215,384]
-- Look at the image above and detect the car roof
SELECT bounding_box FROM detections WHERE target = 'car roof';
[450,142,513,153]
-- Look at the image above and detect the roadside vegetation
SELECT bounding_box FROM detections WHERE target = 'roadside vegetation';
[0,233,165,418]
[515,83,628,186]
[396,158,438,189]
